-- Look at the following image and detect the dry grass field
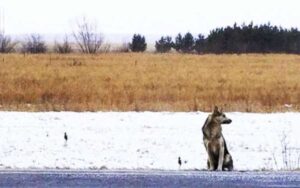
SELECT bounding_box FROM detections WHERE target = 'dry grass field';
[0,53,299,112]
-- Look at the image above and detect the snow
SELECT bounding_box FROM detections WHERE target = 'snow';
[0,111,299,171]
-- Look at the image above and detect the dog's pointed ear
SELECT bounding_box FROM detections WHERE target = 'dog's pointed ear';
[220,107,223,113]
[213,106,219,115]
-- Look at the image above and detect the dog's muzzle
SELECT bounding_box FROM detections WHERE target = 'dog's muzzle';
[223,119,232,124]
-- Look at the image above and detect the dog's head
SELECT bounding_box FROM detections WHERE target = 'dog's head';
[212,106,232,124]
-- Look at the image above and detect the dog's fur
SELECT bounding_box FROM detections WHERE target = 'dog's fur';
[202,106,233,171]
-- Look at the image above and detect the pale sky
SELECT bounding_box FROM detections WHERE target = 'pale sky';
[1,0,300,42]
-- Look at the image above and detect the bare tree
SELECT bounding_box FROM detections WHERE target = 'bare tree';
[22,34,47,53]
[0,33,17,53]
[54,35,73,54]
[73,17,103,54]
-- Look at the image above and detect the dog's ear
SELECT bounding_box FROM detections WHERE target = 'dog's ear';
[213,106,219,115]
[219,107,223,113]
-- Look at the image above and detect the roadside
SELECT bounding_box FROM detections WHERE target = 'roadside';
[0,170,299,187]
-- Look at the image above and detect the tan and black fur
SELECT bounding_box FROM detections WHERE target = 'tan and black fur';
[202,106,233,171]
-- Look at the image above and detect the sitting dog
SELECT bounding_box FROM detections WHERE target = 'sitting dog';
[202,106,233,171]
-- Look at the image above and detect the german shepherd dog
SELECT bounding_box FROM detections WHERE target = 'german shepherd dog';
[202,106,233,171]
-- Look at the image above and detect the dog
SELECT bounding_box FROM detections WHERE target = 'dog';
[202,106,233,171]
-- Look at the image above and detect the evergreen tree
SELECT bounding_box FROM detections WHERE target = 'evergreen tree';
[173,33,183,52]
[194,34,205,54]
[181,32,194,53]
[155,36,173,53]
[129,34,147,52]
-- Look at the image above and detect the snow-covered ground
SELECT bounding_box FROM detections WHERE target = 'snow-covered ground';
[0,112,299,171]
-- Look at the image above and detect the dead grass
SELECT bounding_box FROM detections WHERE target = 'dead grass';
[0,53,299,112]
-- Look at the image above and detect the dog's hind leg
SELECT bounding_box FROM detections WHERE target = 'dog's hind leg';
[223,154,233,171]
[223,138,233,171]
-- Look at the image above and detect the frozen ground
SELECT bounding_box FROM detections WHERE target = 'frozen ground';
[0,112,299,171]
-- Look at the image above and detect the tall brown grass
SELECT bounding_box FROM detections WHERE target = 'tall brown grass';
[0,53,299,112]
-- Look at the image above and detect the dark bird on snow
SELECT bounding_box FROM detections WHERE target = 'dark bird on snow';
[64,132,68,142]
[178,157,182,167]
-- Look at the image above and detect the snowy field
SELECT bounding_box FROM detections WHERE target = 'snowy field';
[0,112,299,171]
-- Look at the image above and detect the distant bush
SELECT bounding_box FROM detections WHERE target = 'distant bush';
[99,43,111,53]
[155,36,173,53]
[114,42,130,53]
[0,33,18,53]
[129,34,147,52]
[22,34,47,53]
[54,36,73,54]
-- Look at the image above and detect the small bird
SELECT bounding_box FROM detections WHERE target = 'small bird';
[64,132,68,142]
[178,157,182,168]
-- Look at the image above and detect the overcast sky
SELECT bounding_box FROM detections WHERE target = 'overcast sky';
[1,0,300,42]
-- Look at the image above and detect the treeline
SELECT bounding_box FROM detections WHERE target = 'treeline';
[1,22,300,54]
[204,23,300,53]
[156,23,300,54]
